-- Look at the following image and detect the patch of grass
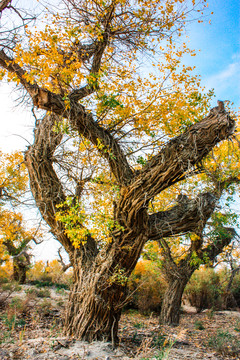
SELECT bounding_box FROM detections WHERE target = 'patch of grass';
[55,287,66,295]
[37,299,52,316]
[25,287,38,296]
[234,319,240,332]
[28,280,69,289]
[194,320,205,330]
[208,329,240,356]
[1,312,17,331]
[0,330,15,344]
[0,282,22,308]
[0,310,26,331]
[133,321,144,329]
[206,308,215,319]
[151,333,168,348]
[125,309,139,316]
[10,296,24,309]
[36,288,51,298]
[1,283,21,292]
[140,338,174,360]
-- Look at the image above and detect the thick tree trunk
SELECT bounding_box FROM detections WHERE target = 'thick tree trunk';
[160,274,191,325]
[159,226,238,326]
[12,258,27,284]
[65,230,147,343]
[23,108,235,341]
[65,259,125,343]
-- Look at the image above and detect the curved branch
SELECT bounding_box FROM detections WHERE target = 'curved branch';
[122,104,235,217]
[0,49,133,185]
[148,192,218,240]
[25,114,100,259]
[24,114,73,253]
[200,227,239,263]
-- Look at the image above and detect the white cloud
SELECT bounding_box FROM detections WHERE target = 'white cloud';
[202,57,240,107]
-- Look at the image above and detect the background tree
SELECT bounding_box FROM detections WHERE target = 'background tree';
[0,151,43,283]
[145,134,240,325]
[0,0,237,342]
[0,151,28,204]
[0,210,43,283]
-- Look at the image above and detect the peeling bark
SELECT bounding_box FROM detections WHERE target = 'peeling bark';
[160,271,193,325]
[159,227,238,325]
[148,192,217,239]
[22,105,236,340]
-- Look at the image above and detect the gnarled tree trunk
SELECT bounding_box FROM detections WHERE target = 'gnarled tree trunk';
[159,227,238,325]
[65,254,126,343]
[160,270,194,325]
[12,257,27,284]
[65,206,148,343]
[23,104,235,341]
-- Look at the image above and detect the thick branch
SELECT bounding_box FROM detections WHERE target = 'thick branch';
[123,104,235,216]
[69,103,133,184]
[0,0,11,13]
[200,227,238,263]
[69,36,109,102]
[24,114,74,252]
[0,50,65,113]
[148,192,217,240]
[25,114,99,258]
[0,50,132,184]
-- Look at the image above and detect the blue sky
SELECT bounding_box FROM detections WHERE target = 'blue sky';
[186,0,240,109]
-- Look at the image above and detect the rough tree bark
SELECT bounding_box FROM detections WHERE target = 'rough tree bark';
[23,105,235,341]
[2,236,32,285]
[0,2,237,341]
[160,267,195,325]
[12,253,30,284]
[159,226,238,325]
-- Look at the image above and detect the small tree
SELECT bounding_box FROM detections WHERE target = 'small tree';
[0,210,42,283]
[0,151,42,283]
[0,0,238,341]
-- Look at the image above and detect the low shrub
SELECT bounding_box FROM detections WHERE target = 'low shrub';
[36,288,51,298]
[28,279,69,289]
[208,330,240,356]
[184,267,223,312]
[128,260,167,314]
[0,282,21,309]
[230,272,240,307]
[27,260,72,287]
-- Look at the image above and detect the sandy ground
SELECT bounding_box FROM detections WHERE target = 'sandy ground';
[0,285,240,359]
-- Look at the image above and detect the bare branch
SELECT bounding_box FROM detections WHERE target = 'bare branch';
[58,247,72,272]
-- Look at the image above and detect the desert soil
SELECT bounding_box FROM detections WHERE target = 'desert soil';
[0,285,240,359]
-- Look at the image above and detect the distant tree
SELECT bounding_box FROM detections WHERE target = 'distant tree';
[0,151,28,205]
[0,0,238,342]
[0,210,42,283]
[145,139,240,325]
[0,151,42,283]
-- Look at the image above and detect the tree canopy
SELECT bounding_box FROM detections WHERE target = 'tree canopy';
[0,0,238,342]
